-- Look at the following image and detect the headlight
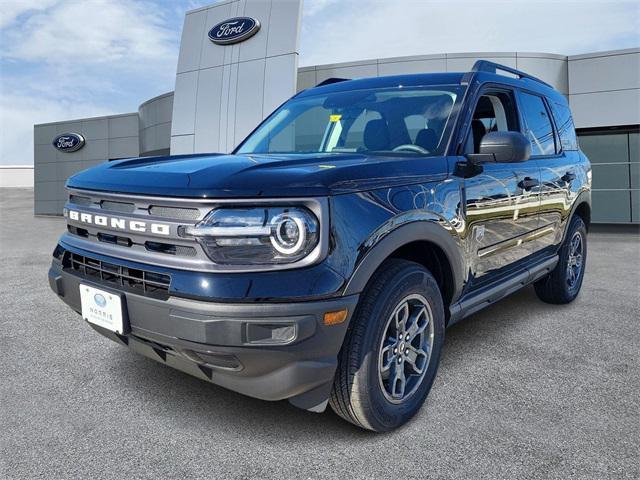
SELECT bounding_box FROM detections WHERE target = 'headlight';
[182,207,320,265]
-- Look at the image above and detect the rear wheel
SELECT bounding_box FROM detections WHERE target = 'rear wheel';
[534,215,587,304]
[329,259,445,432]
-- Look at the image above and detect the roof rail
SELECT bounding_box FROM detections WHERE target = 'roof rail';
[315,77,350,87]
[470,60,552,88]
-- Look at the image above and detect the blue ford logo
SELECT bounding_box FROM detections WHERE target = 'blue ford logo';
[94,293,107,308]
[208,17,260,45]
[53,133,85,153]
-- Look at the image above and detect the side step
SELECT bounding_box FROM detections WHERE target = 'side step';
[448,255,558,325]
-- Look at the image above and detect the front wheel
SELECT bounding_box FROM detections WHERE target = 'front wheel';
[534,215,587,304]
[329,259,445,432]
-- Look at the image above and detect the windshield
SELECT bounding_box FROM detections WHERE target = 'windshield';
[236,86,461,156]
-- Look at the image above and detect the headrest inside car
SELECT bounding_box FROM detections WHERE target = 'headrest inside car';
[363,119,390,151]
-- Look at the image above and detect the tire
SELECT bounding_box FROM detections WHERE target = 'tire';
[329,258,445,432]
[534,215,587,304]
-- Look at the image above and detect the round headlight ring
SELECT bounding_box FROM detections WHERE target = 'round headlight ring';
[270,213,307,255]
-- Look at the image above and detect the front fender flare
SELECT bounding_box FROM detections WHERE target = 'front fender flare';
[342,221,465,302]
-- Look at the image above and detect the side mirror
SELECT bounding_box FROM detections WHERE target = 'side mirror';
[467,131,531,164]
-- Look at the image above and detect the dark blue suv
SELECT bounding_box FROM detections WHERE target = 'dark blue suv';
[49,61,591,431]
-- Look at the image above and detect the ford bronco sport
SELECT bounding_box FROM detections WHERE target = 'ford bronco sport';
[49,61,591,431]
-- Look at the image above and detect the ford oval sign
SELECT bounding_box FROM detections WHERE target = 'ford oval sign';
[208,17,260,45]
[94,293,107,308]
[53,133,85,153]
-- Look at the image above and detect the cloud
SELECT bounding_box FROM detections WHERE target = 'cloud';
[2,0,176,64]
[0,0,186,166]
[303,0,341,16]
[299,0,640,66]
[0,0,58,29]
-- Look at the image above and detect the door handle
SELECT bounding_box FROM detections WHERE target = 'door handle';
[518,177,539,191]
[561,171,576,183]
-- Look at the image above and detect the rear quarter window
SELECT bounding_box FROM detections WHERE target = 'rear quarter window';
[549,101,578,151]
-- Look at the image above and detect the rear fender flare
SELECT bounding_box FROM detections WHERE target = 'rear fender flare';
[563,189,592,242]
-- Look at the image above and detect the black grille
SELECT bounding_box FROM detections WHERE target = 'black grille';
[145,241,197,257]
[97,232,133,247]
[63,252,171,299]
[68,225,89,237]
[69,195,92,206]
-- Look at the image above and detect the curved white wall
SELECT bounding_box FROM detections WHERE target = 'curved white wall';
[138,92,174,157]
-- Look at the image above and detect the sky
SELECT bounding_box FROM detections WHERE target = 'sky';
[0,0,638,166]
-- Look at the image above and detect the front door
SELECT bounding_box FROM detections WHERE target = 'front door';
[462,88,541,287]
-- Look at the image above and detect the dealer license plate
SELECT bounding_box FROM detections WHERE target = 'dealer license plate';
[79,284,124,334]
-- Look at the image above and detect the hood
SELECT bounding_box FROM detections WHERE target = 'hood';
[67,152,449,198]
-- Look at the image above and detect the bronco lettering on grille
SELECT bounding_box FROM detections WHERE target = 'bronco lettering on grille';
[67,210,171,235]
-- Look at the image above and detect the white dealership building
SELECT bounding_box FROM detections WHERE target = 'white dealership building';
[32,0,639,223]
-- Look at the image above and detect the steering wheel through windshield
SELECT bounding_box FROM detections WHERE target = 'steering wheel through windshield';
[391,144,429,154]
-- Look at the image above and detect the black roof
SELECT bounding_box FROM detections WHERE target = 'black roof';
[296,60,565,103]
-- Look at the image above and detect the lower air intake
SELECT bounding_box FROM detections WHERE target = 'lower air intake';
[63,252,171,299]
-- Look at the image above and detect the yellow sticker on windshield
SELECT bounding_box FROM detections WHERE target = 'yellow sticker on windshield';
[329,114,342,122]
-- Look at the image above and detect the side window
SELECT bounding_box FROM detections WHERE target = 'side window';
[466,91,519,154]
[549,101,578,151]
[519,92,556,156]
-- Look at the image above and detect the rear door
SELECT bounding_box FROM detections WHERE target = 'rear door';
[517,91,578,254]
[462,86,542,287]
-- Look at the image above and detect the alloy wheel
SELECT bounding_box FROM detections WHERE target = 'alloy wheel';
[567,231,584,289]
[378,294,434,404]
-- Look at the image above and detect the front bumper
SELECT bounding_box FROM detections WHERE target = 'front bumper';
[48,246,358,411]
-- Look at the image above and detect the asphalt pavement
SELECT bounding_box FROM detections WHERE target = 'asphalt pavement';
[1,188,638,479]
